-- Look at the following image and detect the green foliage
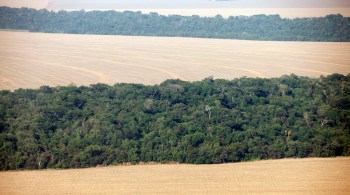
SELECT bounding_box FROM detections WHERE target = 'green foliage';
[0,7,350,41]
[0,74,350,170]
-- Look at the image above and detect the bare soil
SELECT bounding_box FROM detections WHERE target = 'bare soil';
[0,158,349,194]
[1,31,350,91]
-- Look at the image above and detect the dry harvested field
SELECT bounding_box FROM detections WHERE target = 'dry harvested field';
[0,31,350,90]
[0,158,349,194]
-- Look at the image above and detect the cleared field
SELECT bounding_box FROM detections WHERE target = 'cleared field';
[0,31,350,90]
[0,158,349,194]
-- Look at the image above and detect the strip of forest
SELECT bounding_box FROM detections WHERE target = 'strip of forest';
[0,74,349,170]
[0,6,350,41]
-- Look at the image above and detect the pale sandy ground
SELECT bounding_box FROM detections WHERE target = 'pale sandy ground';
[0,31,350,91]
[0,0,49,9]
[0,158,349,194]
[1,0,350,18]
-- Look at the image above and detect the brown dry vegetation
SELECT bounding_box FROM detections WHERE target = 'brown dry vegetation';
[0,158,349,194]
[0,31,350,91]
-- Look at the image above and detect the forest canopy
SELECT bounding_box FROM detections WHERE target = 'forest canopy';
[0,74,349,170]
[0,6,350,41]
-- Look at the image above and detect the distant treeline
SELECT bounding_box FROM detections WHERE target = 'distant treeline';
[0,7,350,41]
[0,74,350,170]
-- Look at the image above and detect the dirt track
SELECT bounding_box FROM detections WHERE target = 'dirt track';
[0,31,350,90]
[0,158,349,194]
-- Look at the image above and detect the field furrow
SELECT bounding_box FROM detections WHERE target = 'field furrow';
[0,31,350,90]
[0,158,349,194]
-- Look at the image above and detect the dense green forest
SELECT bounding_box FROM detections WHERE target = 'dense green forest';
[0,6,350,41]
[0,74,349,170]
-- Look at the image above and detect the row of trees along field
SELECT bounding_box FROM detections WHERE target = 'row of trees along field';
[0,6,350,41]
[0,74,349,170]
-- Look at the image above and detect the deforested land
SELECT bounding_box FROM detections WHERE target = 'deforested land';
[0,158,349,194]
[0,6,350,195]
[1,31,350,91]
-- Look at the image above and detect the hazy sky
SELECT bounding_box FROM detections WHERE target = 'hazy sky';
[1,0,350,9]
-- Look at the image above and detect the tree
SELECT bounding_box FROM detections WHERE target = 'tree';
[1,6,349,41]
[205,105,212,121]
[1,74,349,170]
